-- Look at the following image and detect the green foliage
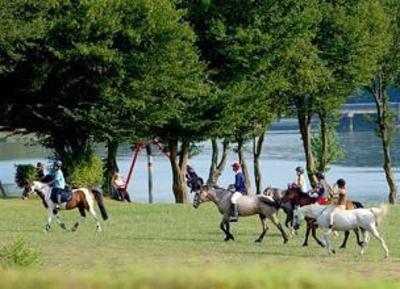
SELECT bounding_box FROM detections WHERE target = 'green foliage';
[14,164,37,188]
[0,237,40,268]
[312,126,345,172]
[68,154,103,188]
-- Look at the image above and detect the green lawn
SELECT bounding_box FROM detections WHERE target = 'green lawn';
[0,198,399,287]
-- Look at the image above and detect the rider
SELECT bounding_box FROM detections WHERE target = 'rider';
[230,162,247,222]
[47,160,66,209]
[36,162,45,180]
[185,165,203,192]
[294,166,308,193]
[328,178,347,232]
[308,172,331,205]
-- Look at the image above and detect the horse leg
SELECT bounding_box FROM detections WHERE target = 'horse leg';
[302,223,311,247]
[255,214,269,243]
[369,225,389,258]
[323,231,335,255]
[270,214,288,244]
[72,204,86,232]
[339,231,350,249]
[225,221,234,241]
[52,210,68,231]
[45,210,53,232]
[360,229,369,256]
[311,224,325,248]
[220,221,230,241]
[88,205,101,232]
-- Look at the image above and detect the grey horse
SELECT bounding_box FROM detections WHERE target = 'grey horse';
[193,185,288,243]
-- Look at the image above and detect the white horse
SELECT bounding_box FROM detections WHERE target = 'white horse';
[24,181,108,232]
[293,204,389,257]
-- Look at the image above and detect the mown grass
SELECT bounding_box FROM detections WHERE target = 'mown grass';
[0,198,399,287]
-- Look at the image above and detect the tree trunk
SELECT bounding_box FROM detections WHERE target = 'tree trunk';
[103,140,119,195]
[169,139,188,203]
[237,137,251,193]
[253,132,265,195]
[371,78,398,204]
[297,110,317,187]
[318,110,329,172]
[207,138,229,185]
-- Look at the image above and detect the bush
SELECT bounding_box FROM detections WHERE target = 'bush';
[68,154,103,188]
[15,164,37,188]
[0,237,41,268]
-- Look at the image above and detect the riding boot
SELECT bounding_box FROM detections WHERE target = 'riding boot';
[230,203,238,222]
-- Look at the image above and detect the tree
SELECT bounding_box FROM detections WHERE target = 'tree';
[182,0,320,193]
[364,0,400,203]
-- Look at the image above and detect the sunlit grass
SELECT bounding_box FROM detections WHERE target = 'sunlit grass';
[0,198,399,287]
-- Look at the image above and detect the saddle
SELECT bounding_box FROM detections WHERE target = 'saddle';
[50,189,72,204]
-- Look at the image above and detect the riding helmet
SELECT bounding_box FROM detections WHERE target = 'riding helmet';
[315,171,325,179]
[231,162,240,170]
[54,160,62,168]
[295,166,304,173]
[336,178,346,188]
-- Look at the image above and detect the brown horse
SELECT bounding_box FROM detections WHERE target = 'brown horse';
[24,181,108,232]
[193,185,288,243]
[280,186,363,248]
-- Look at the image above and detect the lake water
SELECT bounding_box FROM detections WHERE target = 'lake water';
[0,126,399,203]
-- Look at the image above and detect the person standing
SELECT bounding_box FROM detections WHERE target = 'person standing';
[230,162,247,222]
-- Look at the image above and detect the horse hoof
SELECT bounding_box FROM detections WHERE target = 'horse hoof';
[254,239,262,243]
[339,245,346,249]
[224,238,230,242]
[302,243,308,247]
[331,249,336,254]
[283,239,288,244]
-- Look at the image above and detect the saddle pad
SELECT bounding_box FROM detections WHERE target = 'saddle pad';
[50,190,72,204]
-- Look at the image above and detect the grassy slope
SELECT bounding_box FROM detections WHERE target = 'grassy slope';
[0,198,399,286]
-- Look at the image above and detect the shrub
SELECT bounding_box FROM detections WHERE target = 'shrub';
[15,164,37,188]
[68,154,103,188]
[0,237,41,268]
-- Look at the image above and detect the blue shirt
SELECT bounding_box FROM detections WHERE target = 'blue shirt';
[235,172,247,194]
[52,169,65,189]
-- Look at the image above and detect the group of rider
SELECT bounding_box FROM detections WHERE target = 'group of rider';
[186,162,348,230]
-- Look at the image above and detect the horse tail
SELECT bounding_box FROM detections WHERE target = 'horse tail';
[370,204,389,227]
[259,196,280,210]
[352,201,364,208]
[92,188,108,221]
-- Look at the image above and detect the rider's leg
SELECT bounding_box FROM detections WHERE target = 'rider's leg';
[230,192,241,222]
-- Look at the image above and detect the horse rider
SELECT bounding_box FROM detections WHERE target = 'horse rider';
[230,162,247,222]
[294,166,308,193]
[186,165,203,192]
[47,160,66,209]
[307,171,331,205]
[328,178,348,233]
[36,162,46,180]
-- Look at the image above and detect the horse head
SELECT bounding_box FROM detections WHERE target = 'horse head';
[193,184,210,209]
[292,206,305,231]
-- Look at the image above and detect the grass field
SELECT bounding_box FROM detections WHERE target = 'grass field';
[0,198,399,288]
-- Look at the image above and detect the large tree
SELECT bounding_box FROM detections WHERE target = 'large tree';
[182,0,320,193]
[364,0,400,203]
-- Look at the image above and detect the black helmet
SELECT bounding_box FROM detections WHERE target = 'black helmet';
[337,178,346,188]
[295,166,304,173]
[315,171,325,179]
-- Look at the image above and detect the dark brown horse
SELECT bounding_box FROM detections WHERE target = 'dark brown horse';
[281,187,363,248]
[24,181,108,232]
